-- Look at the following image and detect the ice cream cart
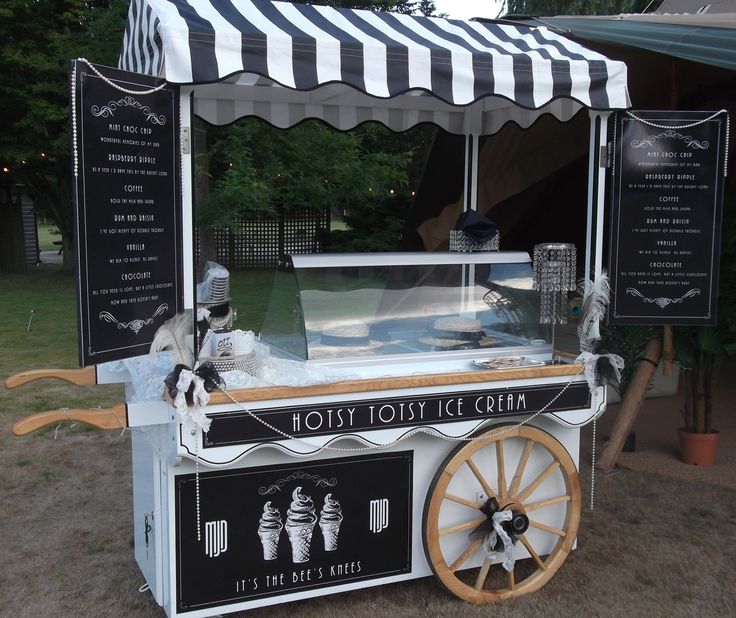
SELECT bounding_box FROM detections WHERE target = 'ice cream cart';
[8,1,631,616]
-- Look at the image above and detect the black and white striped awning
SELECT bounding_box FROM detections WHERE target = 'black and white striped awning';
[119,0,629,133]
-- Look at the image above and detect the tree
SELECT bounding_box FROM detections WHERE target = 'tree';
[197,0,437,256]
[318,1,434,13]
[0,0,129,270]
[200,119,413,233]
[502,0,651,15]
[0,0,434,270]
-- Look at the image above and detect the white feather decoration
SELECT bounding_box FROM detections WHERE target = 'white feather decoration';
[150,310,195,367]
[578,274,611,351]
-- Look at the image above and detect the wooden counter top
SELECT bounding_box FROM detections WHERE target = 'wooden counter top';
[209,362,583,405]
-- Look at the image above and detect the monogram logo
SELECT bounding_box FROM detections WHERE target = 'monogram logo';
[205,520,228,558]
[369,498,389,534]
[216,337,232,353]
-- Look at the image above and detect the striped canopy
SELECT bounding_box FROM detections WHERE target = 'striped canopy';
[119,0,630,134]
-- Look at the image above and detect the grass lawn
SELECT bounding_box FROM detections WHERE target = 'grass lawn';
[330,216,349,231]
[0,265,275,419]
[0,265,124,417]
[1,266,735,617]
[229,268,277,333]
[36,223,61,251]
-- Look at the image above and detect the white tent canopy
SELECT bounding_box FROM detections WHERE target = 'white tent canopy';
[119,0,630,134]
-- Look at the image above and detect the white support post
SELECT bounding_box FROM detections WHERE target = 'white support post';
[594,112,611,284]
[584,113,596,292]
[180,89,194,310]
[469,132,479,213]
[461,130,481,313]
[585,111,612,287]
[463,104,482,214]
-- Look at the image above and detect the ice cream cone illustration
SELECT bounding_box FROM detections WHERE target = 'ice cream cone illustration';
[319,493,343,551]
[257,501,282,560]
[285,486,317,563]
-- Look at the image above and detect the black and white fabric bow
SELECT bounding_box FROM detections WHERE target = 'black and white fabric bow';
[164,363,224,432]
[576,350,624,393]
[470,498,518,572]
[484,510,515,571]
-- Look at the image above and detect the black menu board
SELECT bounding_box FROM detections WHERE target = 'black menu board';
[608,110,728,325]
[174,452,412,613]
[71,61,182,365]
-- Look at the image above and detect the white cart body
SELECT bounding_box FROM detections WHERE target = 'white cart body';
[114,1,630,615]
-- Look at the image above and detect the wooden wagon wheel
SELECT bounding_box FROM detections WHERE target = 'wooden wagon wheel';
[423,425,581,603]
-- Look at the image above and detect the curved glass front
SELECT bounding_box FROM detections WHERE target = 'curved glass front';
[261,253,552,362]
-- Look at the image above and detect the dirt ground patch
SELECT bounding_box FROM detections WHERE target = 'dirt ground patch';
[2,267,734,616]
[1,422,734,618]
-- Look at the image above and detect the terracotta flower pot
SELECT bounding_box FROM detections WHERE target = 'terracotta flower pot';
[677,428,720,466]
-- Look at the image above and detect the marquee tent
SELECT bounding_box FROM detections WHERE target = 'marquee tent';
[515,12,736,72]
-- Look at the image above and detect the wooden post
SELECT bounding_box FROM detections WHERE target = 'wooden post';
[597,336,662,471]
[0,188,27,272]
[662,325,674,376]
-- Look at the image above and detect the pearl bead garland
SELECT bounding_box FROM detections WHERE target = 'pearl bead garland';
[625,109,730,177]
[70,58,168,178]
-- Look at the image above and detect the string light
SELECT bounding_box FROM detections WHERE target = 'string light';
[2,167,9,173]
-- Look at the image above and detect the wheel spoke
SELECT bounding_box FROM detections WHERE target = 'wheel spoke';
[518,533,547,571]
[528,519,567,537]
[449,536,484,572]
[496,439,507,500]
[465,457,496,499]
[525,495,571,513]
[439,516,487,537]
[444,492,481,510]
[515,461,560,503]
[474,558,492,590]
[507,439,533,497]
[508,567,515,590]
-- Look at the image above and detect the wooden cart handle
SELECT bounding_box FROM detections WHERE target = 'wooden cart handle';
[4,367,96,389]
[12,403,127,436]
[207,363,583,405]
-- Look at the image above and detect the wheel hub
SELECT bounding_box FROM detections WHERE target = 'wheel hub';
[478,497,529,551]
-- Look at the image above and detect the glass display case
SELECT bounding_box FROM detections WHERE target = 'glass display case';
[261,252,553,364]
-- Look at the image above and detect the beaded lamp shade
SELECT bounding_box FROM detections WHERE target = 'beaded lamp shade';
[449,211,500,252]
[533,243,577,325]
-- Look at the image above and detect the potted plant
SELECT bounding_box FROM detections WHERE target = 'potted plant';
[675,327,725,464]
[674,188,736,465]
